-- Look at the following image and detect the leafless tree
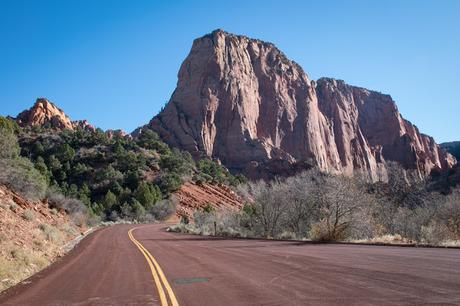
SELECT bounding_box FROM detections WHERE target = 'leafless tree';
[282,171,318,238]
[309,174,371,241]
[437,188,460,238]
[238,180,291,238]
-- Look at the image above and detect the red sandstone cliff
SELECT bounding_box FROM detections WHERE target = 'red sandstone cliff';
[145,29,455,180]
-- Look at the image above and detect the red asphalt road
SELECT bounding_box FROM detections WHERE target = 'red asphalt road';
[1,223,460,305]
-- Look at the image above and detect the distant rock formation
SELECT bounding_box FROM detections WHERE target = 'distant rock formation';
[106,129,131,140]
[72,119,96,132]
[441,141,460,160]
[16,98,75,130]
[16,98,95,132]
[144,29,456,180]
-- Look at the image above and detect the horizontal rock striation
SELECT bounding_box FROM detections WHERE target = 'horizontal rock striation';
[174,181,243,219]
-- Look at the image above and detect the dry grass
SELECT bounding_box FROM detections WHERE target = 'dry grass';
[0,185,83,292]
[22,209,36,221]
[440,240,460,247]
[0,242,49,291]
[39,224,63,243]
[61,224,78,236]
[351,234,460,247]
[350,234,412,245]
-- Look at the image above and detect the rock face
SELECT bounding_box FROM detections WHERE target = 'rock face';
[174,181,243,219]
[314,78,456,180]
[145,29,456,180]
[16,98,95,131]
[17,98,74,130]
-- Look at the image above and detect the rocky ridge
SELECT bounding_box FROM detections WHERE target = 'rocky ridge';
[16,98,95,132]
[145,29,456,180]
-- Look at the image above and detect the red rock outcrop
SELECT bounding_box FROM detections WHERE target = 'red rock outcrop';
[16,98,95,132]
[145,29,456,180]
[16,98,74,130]
[106,129,131,140]
[173,181,243,219]
[72,119,96,132]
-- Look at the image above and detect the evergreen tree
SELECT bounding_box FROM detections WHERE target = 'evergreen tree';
[134,182,160,209]
[35,156,50,179]
[102,190,117,211]
[131,199,146,220]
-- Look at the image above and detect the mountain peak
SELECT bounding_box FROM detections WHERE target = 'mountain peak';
[16,98,95,131]
[143,30,455,180]
[16,98,74,130]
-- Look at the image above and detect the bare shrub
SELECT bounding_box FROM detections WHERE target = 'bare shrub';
[46,190,86,214]
[236,170,377,241]
[375,188,440,242]
[436,189,460,239]
[216,212,244,237]
[46,189,88,225]
[420,222,451,245]
[70,211,88,227]
[281,171,318,238]
[193,210,217,235]
[22,210,36,221]
[182,166,460,246]
[39,224,62,243]
[149,198,177,221]
[186,209,243,237]
[369,199,399,236]
[385,162,428,209]
[238,180,290,238]
[308,174,375,241]
[62,224,78,236]
[0,158,47,201]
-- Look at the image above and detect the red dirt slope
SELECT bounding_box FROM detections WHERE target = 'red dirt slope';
[0,185,83,291]
[174,182,243,218]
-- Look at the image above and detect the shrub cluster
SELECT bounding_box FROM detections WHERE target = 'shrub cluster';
[15,126,185,221]
[186,166,460,245]
[1,119,246,223]
[0,119,47,200]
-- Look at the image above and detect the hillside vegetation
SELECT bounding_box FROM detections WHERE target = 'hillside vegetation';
[0,118,86,292]
[1,116,245,223]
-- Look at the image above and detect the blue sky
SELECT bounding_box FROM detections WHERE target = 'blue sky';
[0,0,459,142]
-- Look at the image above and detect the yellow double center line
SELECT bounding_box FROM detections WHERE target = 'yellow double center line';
[128,227,179,306]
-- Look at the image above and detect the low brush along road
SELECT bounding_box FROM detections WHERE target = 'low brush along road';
[1,224,460,305]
